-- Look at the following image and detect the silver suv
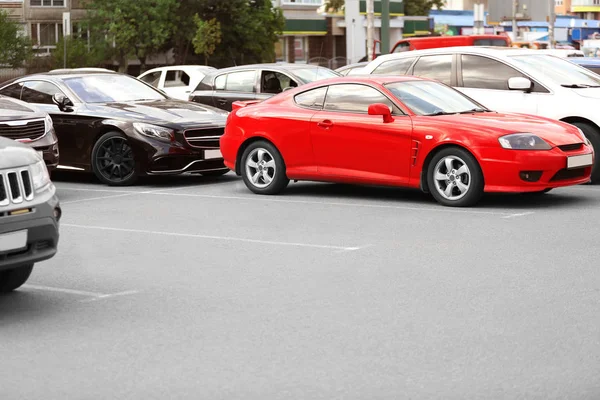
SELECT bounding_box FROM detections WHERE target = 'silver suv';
[0,136,60,293]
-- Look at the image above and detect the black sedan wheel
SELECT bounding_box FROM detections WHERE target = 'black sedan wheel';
[92,131,138,186]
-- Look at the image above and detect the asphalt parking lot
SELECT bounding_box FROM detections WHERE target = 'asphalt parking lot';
[1,170,600,399]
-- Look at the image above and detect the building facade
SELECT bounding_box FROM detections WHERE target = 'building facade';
[570,0,600,19]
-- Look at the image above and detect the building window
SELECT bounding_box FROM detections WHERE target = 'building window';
[31,22,63,47]
[294,37,308,63]
[30,0,66,6]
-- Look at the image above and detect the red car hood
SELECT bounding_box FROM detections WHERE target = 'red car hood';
[428,112,582,147]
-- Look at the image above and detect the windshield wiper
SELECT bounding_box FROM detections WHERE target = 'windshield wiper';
[457,108,489,114]
[561,84,600,88]
[425,111,457,116]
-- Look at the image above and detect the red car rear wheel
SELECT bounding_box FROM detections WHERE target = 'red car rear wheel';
[240,140,289,195]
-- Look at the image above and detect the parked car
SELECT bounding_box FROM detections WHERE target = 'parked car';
[189,63,340,112]
[0,70,229,186]
[0,95,59,171]
[390,35,510,54]
[358,46,600,183]
[336,62,368,76]
[0,137,60,293]
[220,76,593,207]
[569,57,600,75]
[137,65,217,101]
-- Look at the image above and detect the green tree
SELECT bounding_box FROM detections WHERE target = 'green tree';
[0,9,32,68]
[196,0,285,67]
[51,36,111,69]
[86,0,179,72]
[325,0,345,12]
[192,16,221,65]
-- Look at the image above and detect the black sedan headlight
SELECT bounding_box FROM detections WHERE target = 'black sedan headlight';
[498,133,552,150]
[133,122,174,143]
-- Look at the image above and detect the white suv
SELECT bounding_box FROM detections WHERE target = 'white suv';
[359,47,600,182]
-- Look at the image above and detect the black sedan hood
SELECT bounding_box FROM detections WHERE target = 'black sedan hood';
[0,97,46,122]
[84,99,229,128]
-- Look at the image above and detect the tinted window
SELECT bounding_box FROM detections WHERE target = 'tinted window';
[473,39,509,47]
[294,87,327,109]
[261,70,297,94]
[584,67,600,75]
[139,71,162,87]
[164,70,190,87]
[372,58,415,75]
[323,84,395,114]
[393,42,410,53]
[214,74,226,90]
[0,83,23,100]
[412,55,453,85]
[461,55,526,90]
[225,70,256,92]
[21,81,64,104]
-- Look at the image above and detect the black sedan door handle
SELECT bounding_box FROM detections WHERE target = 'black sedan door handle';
[217,99,227,105]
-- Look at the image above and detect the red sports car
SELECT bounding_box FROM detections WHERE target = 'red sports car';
[220,76,594,207]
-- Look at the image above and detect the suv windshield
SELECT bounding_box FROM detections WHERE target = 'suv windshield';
[386,80,487,116]
[510,54,600,87]
[291,68,340,83]
[63,74,166,103]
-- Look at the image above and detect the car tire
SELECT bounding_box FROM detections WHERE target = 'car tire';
[240,140,289,195]
[427,147,484,207]
[91,131,138,186]
[572,121,600,184]
[200,169,229,177]
[0,264,34,293]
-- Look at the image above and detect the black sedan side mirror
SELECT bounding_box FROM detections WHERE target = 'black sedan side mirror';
[52,93,73,111]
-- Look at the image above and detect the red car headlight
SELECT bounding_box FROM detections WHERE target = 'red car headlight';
[498,133,552,150]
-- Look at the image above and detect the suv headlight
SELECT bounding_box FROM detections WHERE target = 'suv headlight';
[30,159,51,192]
[133,122,174,142]
[498,133,552,150]
[44,114,53,133]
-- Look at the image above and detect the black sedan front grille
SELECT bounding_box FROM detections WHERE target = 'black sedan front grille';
[182,127,224,149]
[0,119,46,141]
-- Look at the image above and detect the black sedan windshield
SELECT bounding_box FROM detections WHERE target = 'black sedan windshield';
[64,74,166,103]
[386,80,486,116]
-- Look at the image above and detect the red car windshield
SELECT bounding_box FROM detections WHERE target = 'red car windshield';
[385,80,487,116]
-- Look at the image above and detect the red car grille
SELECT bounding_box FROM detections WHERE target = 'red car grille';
[550,167,587,182]
[558,143,584,152]
[0,119,45,141]
[183,127,224,149]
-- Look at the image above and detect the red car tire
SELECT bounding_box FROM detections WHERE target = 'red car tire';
[240,140,289,195]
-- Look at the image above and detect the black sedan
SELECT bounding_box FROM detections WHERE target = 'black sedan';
[189,63,340,111]
[0,70,229,186]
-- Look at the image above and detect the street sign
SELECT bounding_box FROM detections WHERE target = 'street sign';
[63,12,71,36]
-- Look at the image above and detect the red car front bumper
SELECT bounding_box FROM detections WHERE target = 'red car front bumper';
[475,145,594,192]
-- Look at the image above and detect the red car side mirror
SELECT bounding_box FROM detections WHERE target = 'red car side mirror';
[368,103,394,123]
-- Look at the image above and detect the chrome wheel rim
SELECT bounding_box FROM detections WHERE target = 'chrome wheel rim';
[433,155,471,201]
[245,148,276,189]
[95,137,135,183]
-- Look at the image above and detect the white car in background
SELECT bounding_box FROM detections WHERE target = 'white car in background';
[138,65,216,101]
[358,46,600,182]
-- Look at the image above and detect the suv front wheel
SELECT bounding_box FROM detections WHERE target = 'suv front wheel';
[0,264,34,293]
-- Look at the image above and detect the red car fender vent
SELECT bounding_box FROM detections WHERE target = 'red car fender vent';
[411,140,421,166]
[232,100,263,112]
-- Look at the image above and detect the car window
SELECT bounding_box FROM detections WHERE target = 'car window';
[461,55,527,90]
[294,86,327,109]
[139,71,162,87]
[412,55,453,85]
[64,74,165,103]
[21,81,65,105]
[214,74,226,90]
[473,39,509,47]
[393,42,410,53]
[225,70,256,92]
[323,84,397,114]
[260,70,297,94]
[372,57,415,75]
[164,70,191,88]
[584,66,600,75]
[0,83,23,100]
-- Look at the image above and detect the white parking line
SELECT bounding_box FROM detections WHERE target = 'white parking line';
[22,284,139,302]
[61,223,367,252]
[58,185,198,205]
[61,192,137,205]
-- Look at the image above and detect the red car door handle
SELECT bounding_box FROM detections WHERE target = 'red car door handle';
[317,120,333,128]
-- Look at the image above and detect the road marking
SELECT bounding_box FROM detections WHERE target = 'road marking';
[22,284,139,302]
[58,185,198,204]
[144,191,519,217]
[502,211,536,219]
[62,223,365,252]
[61,192,137,204]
